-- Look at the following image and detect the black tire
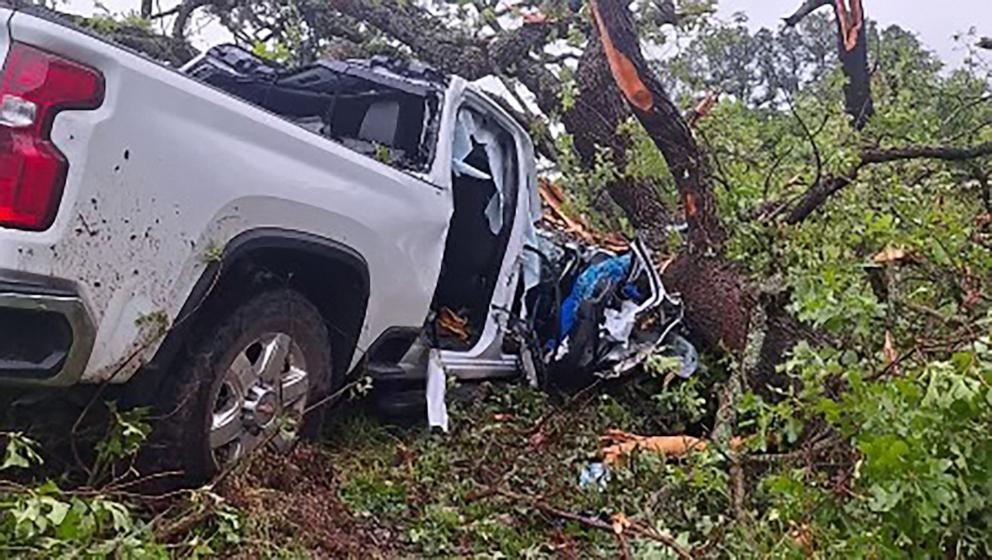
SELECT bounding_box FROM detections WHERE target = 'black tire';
[143,288,334,486]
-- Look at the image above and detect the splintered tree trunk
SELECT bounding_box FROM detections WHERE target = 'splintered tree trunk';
[785,0,873,129]
[585,0,754,357]
[831,0,873,129]
[588,0,725,256]
[562,37,672,246]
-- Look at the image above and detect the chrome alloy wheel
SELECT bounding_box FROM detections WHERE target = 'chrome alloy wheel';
[209,332,309,467]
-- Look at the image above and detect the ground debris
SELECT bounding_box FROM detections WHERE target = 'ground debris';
[217,444,396,558]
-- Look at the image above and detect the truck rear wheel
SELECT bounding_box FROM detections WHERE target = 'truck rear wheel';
[146,289,333,485]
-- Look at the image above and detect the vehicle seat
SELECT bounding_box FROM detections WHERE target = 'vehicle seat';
[358,100,401,146]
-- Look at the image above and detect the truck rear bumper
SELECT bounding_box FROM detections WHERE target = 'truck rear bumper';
[0,270,94,386]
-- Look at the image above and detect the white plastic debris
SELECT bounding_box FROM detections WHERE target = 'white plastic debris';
[670,333,699,379]
[426,348,449,432]
[579,462,609,490]
[601,300,640,346]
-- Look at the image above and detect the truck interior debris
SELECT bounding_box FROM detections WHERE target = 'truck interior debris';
[183,45,442,170]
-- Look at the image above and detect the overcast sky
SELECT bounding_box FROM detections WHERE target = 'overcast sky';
[717,0,990,68]
[62,0,992,68]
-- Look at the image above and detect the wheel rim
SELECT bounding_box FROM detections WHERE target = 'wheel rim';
[209,332,310,468]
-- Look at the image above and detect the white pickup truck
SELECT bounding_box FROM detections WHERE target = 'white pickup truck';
[0,6,682,482]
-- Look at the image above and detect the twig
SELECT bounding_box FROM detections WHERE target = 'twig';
[616,531,632,560]
[153,493,220,542]
[71,337,160,483]
[788,97,824,194]
[521,378,603,438]
[302,377,365,414]
[493,488,694,559]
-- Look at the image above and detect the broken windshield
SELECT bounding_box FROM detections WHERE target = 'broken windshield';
[183,45,443,172]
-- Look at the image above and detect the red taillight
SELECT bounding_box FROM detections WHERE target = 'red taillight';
[0,43,104,231]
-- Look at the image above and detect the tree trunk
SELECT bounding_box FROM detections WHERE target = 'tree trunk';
[563,36,672,246]
[586,0,754,357]
[785,0,873,129]
[832,0,873,129]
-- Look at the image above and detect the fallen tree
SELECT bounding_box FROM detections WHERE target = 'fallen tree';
[82,0,992,394]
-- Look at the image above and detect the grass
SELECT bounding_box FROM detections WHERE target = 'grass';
[2,372,728,558]
[211,376,723,557]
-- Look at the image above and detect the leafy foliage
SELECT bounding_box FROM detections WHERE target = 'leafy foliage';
[4,0,992,557]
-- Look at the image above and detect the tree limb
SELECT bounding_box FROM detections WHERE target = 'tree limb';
[783,0,873,129]
[861,141,992,164]
[172,0,215,40]
[782,0,832,27]
[784,175,853,224]
[786,141,992,223]
[322,0,564,116]
[587,0,727,254]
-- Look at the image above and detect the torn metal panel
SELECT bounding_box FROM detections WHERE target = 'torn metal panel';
[524,226,687,387]
[426,348,449,432]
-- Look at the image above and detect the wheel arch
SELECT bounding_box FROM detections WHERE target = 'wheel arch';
[133,228,370,397]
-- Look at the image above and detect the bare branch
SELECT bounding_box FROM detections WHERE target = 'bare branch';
[172,0,215,40]
[149,5,181,20]
[782,0,831,27]
[788,98,824,191]
[493,489,694,560]
[861,141,992,164]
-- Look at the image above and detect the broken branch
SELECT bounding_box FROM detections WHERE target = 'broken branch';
[588,0,727,254]
[494,489,694,559]
[786,141,992,223]
[783,0,872,128]
[861,141,992,164]
[782,0,832,27]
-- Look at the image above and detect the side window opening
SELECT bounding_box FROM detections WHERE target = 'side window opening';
[183,45,442,171]
[431,108,520,350]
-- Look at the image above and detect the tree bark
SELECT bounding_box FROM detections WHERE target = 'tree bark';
[833,0,873,128]
[587,0,754,356]
[587,0,726,256]
[785,0,873,129]
[563,35,673,245]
